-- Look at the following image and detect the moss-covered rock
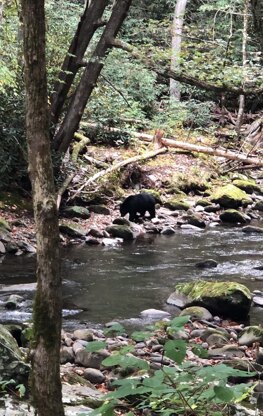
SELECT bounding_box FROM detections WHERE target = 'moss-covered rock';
[0,217,11,232]
[219,209,248,224]
[164,199,191,211]
[140,189,162,203]
[106,225,134,241]
[238,326,263,347]
[0,324,30,384]
[88,205,110,215]
[253,200,263,211]
[210,184,252,208]
[195,199,212,207]
[179,306,212,321]
[182,213,206,228]
[232,179,261,194]
[59,223,86,238]
[63,206,90,219]
[171,280,252,320]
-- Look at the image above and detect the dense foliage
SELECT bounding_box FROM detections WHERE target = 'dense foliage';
[0,0,262,186]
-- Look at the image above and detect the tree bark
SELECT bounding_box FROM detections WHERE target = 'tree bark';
[170,0,188,100]
[250,0,263,57]
[21,1,64,415]
[53,0,133,154]
[50,0,108,125]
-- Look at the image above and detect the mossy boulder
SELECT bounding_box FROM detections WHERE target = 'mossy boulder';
[210,184,252,208]
[232,179,261,194]
[195,199,212,207]
[63,206,90,219]
[179,306,212,321]
[140,189,162,203]
[219,209,248,224]
[59,224,86,238]
[238,326,263,347]
[0,217,11,232]
[171,280,252,320]
[88,205,110,215]
[0,324,30,384]
[182,213,206,228]
[164,199,191,211]
[106,225,134,241]
[253,200,263,211]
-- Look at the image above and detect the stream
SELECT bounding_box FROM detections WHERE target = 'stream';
[0,226,263,330]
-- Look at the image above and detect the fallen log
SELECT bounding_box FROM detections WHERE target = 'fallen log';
[69,147,168,200]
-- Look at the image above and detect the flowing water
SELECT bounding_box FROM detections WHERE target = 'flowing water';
[0,226,263,329]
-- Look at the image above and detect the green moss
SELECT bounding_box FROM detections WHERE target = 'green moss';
[210,184,251,208]
[175,280,251,300]
[140,189,162,203]
[164,198,191,211]
[232,179,261,194]
[0,217,11,231]
[32,291,60,351]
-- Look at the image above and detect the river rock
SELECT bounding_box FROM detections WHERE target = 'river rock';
[0,217,11,232]
[60,346,74,364]
[166,292,189,308]
[170,280,252,320]
[5,294,24,310]
[204,204,221,213]
[210,184,252,208]
[179,306,213,321]
[140,309,171,320]
[112,217,131,226]
[161,226,176,235]
[88,205,110,215]
[87,227,104,238]
[195,259,218,268]
[63,206,91,219]
[83,368,105,384]
[85,237,100,245]
[208,344,245,359]
[253,296,263,306]
[75,348,110,369]
[0,324,30,384]
[17,241,36,253]
[73,329,94,341]
[105,225,134,241]
[164,199,191,211]
[232,179,261,194]
[182,213,206,228]
[242,225,263,233]
[59,224,86,238]
[238,326,263,346]
[0,241,6,254]
[253,200,263,211]
[219,209,248,224]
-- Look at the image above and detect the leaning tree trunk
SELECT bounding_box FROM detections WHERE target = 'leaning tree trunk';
[170,0,188,100]
[50,0,108,125]
[21,1,64,415]
[250,0,263,58]
[53,0,133,154]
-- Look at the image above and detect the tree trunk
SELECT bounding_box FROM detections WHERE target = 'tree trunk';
[53,0,133,154]
[21,1,64,415]
[236,0,249,136]
[50,0,108,125]
[250,0,263,57]
[170,0,188,101]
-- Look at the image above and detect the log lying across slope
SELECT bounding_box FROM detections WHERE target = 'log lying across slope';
[81,122,263,167]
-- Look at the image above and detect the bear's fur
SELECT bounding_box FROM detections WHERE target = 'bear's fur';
[120,193,156,222]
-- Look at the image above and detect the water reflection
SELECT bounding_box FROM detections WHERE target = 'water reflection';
[0,227,262,327]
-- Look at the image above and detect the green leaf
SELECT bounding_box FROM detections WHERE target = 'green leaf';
[102,353,149,370]
[192,345,208,358]
[214,385,234,403]
[130,331,154,342]
[164,339,187,364]
[104,323,126,336]
[167,315,190,332]
[85,341,107,352]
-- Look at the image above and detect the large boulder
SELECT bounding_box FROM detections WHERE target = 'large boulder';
[0,324,30,384]
[63,206,91,219]
[105,225,134,241]
[219,209,248,224]
[210,184,252,208]
[168,281,252,320]
[232,179,261,194]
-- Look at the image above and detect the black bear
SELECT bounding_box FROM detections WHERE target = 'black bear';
[120,193,156,222]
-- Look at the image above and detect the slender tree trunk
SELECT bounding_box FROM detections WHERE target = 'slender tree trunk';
[53,0,132,154]
[236,0,249,136]
[250,0,263,57]
[170,0,188,101]
[21,1,64,415]
[50,0,108,125]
